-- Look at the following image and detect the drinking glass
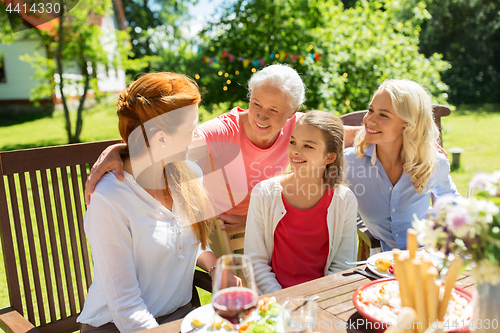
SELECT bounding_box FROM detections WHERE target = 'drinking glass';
[211,254,259,330]
[282,298,318,333]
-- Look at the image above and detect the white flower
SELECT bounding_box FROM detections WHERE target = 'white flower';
[433,194,458,212]
[491,170,500,183]
[412,216,438,246]
[470,198,499,224]
[470,170,500,197]
[469,172,495,190]
[469,259,500,286]
[454,224,474,239]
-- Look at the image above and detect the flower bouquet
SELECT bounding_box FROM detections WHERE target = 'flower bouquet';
[413,170,500,285]
[413,170,500,332]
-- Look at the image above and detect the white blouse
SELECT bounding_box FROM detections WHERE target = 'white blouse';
[77,169,209,332]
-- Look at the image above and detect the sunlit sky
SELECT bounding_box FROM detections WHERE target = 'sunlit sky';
[185,0,233,38]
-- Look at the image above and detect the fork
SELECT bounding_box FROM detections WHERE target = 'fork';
[345,260,367,265]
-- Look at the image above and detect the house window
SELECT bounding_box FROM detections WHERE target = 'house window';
[0,58,6,83]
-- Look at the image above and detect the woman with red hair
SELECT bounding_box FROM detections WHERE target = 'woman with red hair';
[77,72,217,332]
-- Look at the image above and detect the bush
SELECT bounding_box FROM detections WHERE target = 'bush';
[196,0,450,114]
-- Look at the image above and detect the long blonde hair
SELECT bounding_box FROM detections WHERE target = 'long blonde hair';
[354,79,439,194]
[117,72,212,249]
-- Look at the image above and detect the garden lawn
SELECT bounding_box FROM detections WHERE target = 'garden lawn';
[0,101,121,151]
[443,104,500,196]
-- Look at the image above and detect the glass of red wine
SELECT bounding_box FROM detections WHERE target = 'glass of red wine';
[211,254,258,330]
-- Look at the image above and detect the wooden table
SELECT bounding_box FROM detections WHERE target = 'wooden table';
[144,266,476,333]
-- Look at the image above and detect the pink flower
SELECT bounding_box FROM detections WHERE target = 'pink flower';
[446,206,470,230]
[434,194,457,212]
[469,172,495,190]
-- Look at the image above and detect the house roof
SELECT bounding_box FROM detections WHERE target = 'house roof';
[10,0,59,34]
[16,0,126,33]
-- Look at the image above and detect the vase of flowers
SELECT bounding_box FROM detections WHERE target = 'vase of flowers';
[413,170,500,333]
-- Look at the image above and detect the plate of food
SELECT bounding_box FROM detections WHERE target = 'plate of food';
[366,250,445,278]
[181,296,283,333]
[352,278,473,333]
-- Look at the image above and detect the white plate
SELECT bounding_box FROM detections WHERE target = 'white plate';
[366,251,395,278]
[366,250,445,278]
[180,304,284,333]
[181,304,217,332]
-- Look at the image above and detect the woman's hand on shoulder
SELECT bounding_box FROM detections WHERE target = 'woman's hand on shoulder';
[436,143,448,158]
[343,125,362,148]
[217,214,246,232]
[85,143,126,205]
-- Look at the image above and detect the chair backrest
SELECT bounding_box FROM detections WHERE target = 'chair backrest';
[339,104,451,147]
[0,140,121,333]
[216,220,245,255]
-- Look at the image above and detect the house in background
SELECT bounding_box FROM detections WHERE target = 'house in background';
[0,0,128,116]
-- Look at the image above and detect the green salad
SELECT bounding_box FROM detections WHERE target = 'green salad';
[239,297,282,333]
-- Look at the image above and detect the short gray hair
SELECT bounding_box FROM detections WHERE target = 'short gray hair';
[248,64,306,110]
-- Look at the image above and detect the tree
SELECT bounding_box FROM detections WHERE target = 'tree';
[18,0,131,143]
[0,10,14,47]
[122,0,194,72]
[196,0,449,114]
[196,0,324,110]
[418,0,500,104]
[315,0,449,113]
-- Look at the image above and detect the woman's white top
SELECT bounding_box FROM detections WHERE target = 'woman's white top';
[77,169,210,332]
[244,176,358,295]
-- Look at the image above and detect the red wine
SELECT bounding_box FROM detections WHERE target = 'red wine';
[212,287,258,324]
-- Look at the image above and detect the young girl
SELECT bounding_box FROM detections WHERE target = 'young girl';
[244,111,358,295]
[344,79,460,251]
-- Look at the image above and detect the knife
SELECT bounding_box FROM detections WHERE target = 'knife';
[184,323,208,333]
[354,268,380,280]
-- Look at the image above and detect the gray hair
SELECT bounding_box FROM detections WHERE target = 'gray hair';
[248,64,306,110]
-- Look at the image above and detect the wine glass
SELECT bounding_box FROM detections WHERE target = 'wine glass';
[211,254,258,330]
[282,298,318,333]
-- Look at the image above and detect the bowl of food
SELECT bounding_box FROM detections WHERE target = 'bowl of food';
[352,278,473,333]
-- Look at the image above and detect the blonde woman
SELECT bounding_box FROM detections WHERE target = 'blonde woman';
[343,79,460,251]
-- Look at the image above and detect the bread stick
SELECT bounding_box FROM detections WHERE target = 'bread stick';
[438,258,463,321]
[407,229,418,260]
[405,257,416,311]
[422,259,433,271]
[412,260,428,332]
[425,267,439,326]
[393,251,410,308]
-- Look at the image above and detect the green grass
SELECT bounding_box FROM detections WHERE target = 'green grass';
[443,103,500,196]
[0,102,499,327]
[0,101,121,151]
[0,100,239,152]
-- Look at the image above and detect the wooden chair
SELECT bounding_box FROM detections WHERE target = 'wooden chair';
[0,140,211,333]
[340,104,451,260]
[216,220,245,255]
